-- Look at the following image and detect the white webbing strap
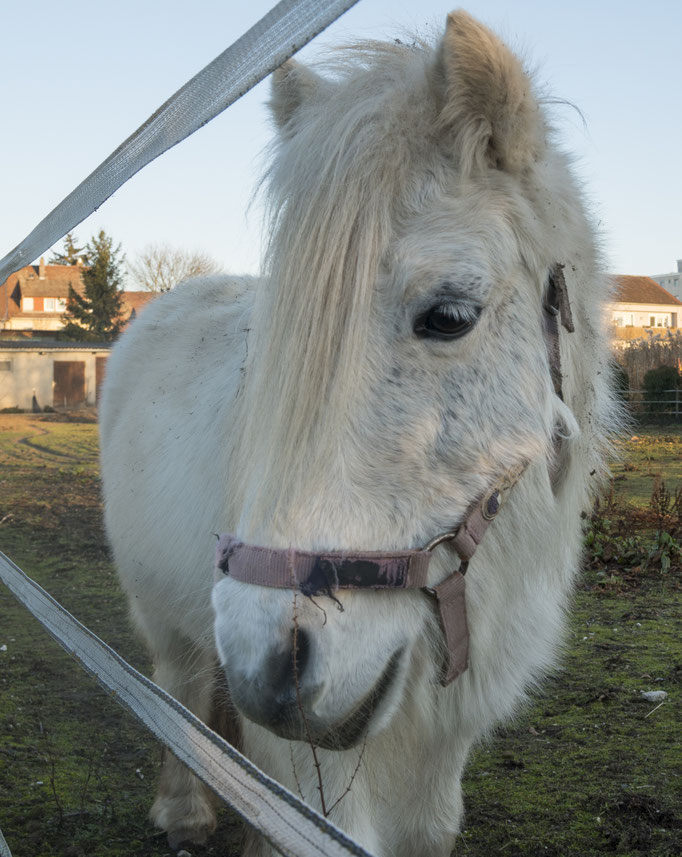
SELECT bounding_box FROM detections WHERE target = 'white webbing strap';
[0,0,360,286]
[0,551,375,857]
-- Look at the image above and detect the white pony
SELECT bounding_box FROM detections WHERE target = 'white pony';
[100,11,616,856]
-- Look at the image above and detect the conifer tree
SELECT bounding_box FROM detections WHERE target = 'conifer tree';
[49,232,88,266]
[61,230,124,341]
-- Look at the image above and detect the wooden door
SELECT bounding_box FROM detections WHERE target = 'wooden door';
[53,361,85,408]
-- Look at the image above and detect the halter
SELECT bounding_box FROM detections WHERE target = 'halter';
[215,265,575,686]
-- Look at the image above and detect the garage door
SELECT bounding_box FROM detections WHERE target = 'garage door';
[53,361,86,408]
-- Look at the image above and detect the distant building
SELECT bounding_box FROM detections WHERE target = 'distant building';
[1,258,80,332]
[0,341,112,410]
[120,290,157,324]
[650,260,682,301]
[0,262,159,408]
[0,257,156,334]
[610,275,681,334]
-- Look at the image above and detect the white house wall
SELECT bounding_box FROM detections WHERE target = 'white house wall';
[611,302,679,328]
[6,316,65,331]
[0,349,108,410]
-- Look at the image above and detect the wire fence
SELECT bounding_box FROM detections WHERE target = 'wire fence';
[620,388,682,421]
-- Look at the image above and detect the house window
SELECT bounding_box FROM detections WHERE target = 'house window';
[56,298,66,311]
[44,298,56,312]
[23,297,34,311]
[650,316,655,327]
[0,360,12,372]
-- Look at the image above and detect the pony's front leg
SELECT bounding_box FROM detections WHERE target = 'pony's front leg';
[238,727,384,857]
[146,635,220,848]
[388,745,466,857]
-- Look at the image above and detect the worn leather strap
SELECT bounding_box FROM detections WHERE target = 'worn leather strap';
[543,263,576,490]
[215,463,525,686]
[216,536,432,592]
[451,501,494,563]
[215,534,467,686]
[425,571,469,685]
[543,263,575,400]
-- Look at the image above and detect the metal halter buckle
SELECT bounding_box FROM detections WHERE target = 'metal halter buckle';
[481,488,501,521]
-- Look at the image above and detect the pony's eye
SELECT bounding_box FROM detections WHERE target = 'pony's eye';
[414,304,479,340]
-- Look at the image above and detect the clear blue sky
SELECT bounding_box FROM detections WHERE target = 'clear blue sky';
[2,0,680,283]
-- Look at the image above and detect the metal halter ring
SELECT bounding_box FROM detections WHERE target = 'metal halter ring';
[422,531,458,552]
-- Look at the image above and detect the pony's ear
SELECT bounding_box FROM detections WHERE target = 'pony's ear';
[270,59,322,131]
[436,10,544,174]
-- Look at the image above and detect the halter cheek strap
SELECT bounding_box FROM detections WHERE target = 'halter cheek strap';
[214,265,575,688]
[543,263,575,400]
[420,463,527,684]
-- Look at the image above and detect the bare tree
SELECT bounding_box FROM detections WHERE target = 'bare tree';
[128,244,222,292]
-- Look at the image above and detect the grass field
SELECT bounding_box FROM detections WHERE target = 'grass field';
[610,428,682,507]
[0,415,680,857]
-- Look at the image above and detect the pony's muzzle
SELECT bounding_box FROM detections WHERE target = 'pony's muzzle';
[225,627,321,735]
[224,635,404,751]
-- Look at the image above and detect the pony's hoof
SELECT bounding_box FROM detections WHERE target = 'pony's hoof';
[151,793,216,850]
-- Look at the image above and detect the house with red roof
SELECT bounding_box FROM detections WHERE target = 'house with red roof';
[610,275,681,337]
[0,258,156,334]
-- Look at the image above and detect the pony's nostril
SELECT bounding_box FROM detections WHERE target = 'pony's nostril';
[226,627,317,730]
[262,626,312,708]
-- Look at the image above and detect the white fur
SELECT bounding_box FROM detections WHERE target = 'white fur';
[100,12,617,856]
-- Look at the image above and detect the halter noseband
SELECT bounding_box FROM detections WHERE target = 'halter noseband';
[215,265,574,687]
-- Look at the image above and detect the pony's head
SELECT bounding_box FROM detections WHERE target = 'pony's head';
[212,11,595,749]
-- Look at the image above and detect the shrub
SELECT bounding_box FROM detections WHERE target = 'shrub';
[642,365,680,413]
[616,330,682,388]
